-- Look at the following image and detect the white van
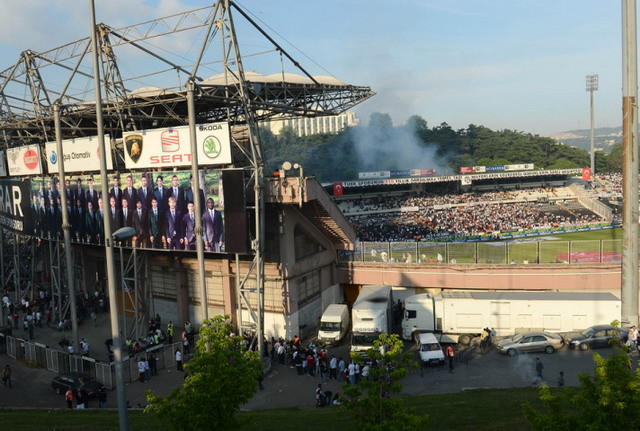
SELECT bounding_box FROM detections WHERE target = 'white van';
[417,333,445,366]
[318,304,350,345]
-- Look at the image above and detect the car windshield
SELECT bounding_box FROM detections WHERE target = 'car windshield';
[421,343,441,352]
[511,334,525,342]
[352,334,379,346]
[320,322,340,331]
[580,328,598,337]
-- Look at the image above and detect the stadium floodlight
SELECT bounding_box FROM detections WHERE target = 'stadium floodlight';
[586,74,599,177]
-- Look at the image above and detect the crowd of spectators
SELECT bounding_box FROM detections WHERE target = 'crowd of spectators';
[340,186,607,242]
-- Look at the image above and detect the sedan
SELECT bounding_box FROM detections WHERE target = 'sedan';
[51,372,103,398]
[497,331,565,356]
[568,325,627,351]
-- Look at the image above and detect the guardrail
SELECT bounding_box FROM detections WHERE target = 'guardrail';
[341,239,623,265]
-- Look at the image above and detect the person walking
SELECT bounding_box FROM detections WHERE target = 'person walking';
[557,371,565,387]
[2,364,12,388]
[138,358,146,383]
[533,357,545,385]
[445,345,455,373]
[65,388,74,409]
[98,387,107,408]
[175,349,183,371]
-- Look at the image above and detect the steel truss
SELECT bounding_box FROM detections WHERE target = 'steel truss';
[0,1,374,350]
[117,247,150,341]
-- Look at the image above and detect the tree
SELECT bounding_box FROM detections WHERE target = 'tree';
[343,333,429,431]
[368,112,393,129]
[523,344,640,430]
[145,315,262,431]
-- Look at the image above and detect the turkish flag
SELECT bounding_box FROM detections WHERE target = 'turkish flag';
[333,182,344,197]
[582,168,591,181]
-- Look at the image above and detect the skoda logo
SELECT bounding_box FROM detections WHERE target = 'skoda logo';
[50,150,58,165]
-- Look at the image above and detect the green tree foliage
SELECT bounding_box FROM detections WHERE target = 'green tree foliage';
[145,315,262,431]
[344,333,429,431]
[523,347,640,431]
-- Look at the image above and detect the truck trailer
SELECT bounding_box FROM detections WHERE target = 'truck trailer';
[401,291,621,345]
[351,285,393,355]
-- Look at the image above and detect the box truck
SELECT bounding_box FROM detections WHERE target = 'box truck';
[402,291,621,345]
[318,304,350,345]
[351,285,393,355]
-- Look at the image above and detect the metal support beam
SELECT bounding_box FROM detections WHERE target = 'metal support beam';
[622,0,639,326]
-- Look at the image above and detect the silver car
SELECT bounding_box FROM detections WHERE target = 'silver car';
[497,331,565,356]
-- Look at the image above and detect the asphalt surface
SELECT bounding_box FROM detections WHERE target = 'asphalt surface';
[0,320,629,411]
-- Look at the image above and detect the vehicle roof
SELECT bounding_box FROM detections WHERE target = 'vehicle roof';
[515,331,562,338]
[56,372,91,379]
[322,304,348,319]
[418,333,440,343]
[441,291,619,302]
[353,285,392,310]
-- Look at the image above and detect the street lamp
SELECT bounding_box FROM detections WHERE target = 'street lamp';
[586,74,599,177]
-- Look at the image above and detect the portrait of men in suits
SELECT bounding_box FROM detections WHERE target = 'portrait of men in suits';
[73,198,85,241]
[109,196,122,231]
[132,199,149,248]
[185,175,205,216]
[164,196,183,250]
[47,196,62,239]
[109,175,122,210]
[169,175,186,213]
[138,174,153,210]
[202,198,224,252]
[182,202,197,250]
[64,178,74,207]
[154,175,169,214]
[37,196,47,237]
[121,198,134,229]
[148,197,164,249]
[86,176,99,210]
[123,175,138,209]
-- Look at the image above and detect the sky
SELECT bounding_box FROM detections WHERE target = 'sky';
[0,0,628,136]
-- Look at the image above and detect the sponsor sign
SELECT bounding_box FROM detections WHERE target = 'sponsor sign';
[0,151,7,177]
[461,176,472,185]
[358,171,391,179]
[7,145,43,176]
[123,122,231,169]
[0,179,34,235]
[460,166,475,174]
[45,135,113,173]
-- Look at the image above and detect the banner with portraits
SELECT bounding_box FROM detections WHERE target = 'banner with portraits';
[29,169,226,252]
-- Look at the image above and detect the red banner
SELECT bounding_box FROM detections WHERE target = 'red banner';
[333,182,344,196]
[582,168,591,181]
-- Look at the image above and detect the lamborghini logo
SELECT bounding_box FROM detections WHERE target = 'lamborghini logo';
[125,135,143,163]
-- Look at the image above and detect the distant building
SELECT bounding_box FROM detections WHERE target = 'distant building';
[261,111,359,137]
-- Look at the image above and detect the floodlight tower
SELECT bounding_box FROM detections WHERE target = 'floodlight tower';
[586,74,599,176]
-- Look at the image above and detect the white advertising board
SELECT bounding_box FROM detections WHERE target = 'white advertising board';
[6,145,43,176]
[45,135,113,173]
[123,122,231,169]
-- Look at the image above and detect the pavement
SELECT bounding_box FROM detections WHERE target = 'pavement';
[0,317,625,411]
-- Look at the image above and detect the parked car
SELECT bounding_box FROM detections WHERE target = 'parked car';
[416,332,445,366]
[51,372,103,398]
[497,331,565,356]
[568,325,627,351]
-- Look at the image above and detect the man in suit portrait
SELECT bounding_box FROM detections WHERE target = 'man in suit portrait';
[109,196,122,232]
[38,196,47,238]
[109,175,122,210]
[47,196,62,240]
[185,175,206,216]
[123,175,138,209]
[64,178,74,207]
[164,196,183,250]
[182,202,197,251]
[154,175,169,214]
[95,197,105,244]
[84,200,97,243]
[138,174,153,210]
[73,198,85,242]
[132,199,149,248]
[148,197,164,249]
[86,176,99,210]
[169,175,186,213]
[74,177,86,210]
[202,198,224,252]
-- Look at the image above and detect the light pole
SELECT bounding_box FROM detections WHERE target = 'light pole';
[586,74,599,177]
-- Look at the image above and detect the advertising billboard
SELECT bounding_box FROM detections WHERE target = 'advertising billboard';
[122,122,231,169]
[7,145,43,176]
[0,179,35,235]
[29,169,227,252]
[0,151,7,177]
[45,135,113,173]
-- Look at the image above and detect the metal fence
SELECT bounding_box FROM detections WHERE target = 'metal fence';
[0,332,184,389]
[346,239,623,265]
